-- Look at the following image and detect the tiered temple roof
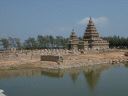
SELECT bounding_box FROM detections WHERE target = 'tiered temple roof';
[68,29,79,49]
[68,17,109,50]
[83,17,99,41]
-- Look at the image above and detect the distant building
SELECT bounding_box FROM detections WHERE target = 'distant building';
[68,17,109,50]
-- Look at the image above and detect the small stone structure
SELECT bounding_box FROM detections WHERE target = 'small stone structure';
[40,55,63,63]
[68,17,109,50]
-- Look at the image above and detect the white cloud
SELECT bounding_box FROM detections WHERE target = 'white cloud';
[78,16,109,26]
[79,17,90,25]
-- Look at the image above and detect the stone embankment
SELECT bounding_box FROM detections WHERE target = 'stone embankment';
[0,49,127,70]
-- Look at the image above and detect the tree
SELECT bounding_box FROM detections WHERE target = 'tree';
[105,36,128,49]
[1,38,9,49]
[37,35,44,49]
[23,37,37,49]
[15,38,21,49]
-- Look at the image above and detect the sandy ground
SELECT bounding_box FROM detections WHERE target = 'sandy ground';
[0,49,127,69]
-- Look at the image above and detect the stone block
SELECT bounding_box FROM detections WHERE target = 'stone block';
[40,55,63,62]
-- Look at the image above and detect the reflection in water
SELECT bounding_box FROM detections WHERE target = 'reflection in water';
[0,64,128,96]
[41,69,64,78]
[124,62,128,68]
[69,69,80,83]
[0,69,43,79]
[0,69,66,79]
[0,64,112,90]
[83,70,99,90]
[83,65,110,90]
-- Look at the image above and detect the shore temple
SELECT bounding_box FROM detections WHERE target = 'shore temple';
[68,17,109,50]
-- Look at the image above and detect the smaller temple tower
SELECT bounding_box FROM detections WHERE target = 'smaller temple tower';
[68,29,79,50]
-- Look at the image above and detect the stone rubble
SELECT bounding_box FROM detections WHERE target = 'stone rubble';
[0,49,127,69]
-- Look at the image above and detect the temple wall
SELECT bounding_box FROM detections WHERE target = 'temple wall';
[91,45,109,50]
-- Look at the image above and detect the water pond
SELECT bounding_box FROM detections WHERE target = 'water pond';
[0,64,128,96]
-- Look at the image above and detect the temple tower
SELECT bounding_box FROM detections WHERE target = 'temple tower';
[83,17,109,50]
[68,29,79,50]
[83,17,99,41]
[67,17,109,50]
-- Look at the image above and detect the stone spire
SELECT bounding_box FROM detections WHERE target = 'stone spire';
[86,17,97,33]
[83,17,99,41]
[88,16,94,26]
[70,29,78,41]
[68,29,79,50]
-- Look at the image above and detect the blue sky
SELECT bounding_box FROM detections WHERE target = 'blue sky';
[0,0,128,40]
